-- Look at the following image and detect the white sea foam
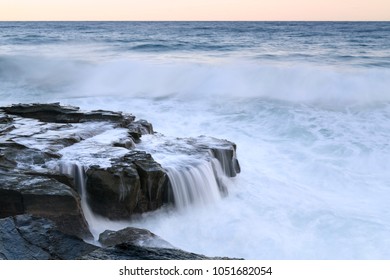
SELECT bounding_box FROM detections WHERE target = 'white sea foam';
[1,56,390,107]
[1,51,390,259]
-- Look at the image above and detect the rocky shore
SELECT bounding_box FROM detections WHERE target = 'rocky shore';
[0,103,240,260]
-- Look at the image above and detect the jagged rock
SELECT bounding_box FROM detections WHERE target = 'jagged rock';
[137,134,240,178]
[0,215,239,260]
[112,137,136,149]
[126,151,169,210]
[0,113,13,124]
[0,141,57,169]
[210,146,241,177]
[0,171,91,239]
[25,170,76,192]
[98,227,174,248]
[0,176,23,217]
[195,136,241,178]
[0,215,97,260]
[86,164,141,219]
[1,103,152,146]
[0,125,15,134]
[0,138,90,238]
[0,103,243,260]
[0,103,127,124]
[81,242,224,260]
[126,119,154,142]
[1,104,240,222]
[0,113,14,134]
[85,151,168,219]
[1,103,240,223]
[0,150,17,170]
[83,134,240,219]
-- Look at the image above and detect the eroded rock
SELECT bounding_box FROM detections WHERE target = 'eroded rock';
[85,151,168,219]
[98,227,174,248]
[0,215,97,260]
[1,103,126,124]
[0,171,91,239]
[1,103,240,229]
[81,242,224,260]
[0,102,242,260]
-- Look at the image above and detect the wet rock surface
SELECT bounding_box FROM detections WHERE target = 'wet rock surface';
[0,215,96,260]
[0,215,236,260]
[1,103,128,124]
[86,151,168,219]
[0,171,90,239]
[81,243,228,260]
[0,103,240,259]
[98,227,174,248]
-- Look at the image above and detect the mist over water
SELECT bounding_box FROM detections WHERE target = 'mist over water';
[1,22,390,259]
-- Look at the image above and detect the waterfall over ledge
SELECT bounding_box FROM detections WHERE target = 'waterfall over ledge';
[135,134,241,211]
[0,103,240,240]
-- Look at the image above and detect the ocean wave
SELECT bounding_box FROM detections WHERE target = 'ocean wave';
[1,55,389,108]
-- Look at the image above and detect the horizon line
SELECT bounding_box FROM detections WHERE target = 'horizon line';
[0,20,389,22]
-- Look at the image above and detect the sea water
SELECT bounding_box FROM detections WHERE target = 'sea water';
[1,21,390,259]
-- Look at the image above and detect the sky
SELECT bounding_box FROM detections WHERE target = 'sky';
[0,0,389,21]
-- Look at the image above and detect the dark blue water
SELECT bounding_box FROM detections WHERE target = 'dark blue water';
[1,21,389,66]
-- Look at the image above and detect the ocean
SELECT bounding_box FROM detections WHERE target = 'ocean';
[1,21,390,259]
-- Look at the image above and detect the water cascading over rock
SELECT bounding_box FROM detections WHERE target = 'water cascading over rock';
[137,135,241,210]
[1,103,240,234]
[165,160,223,209]
[57,162,97,228]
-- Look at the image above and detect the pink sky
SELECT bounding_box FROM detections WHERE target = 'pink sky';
[1,0,389,21]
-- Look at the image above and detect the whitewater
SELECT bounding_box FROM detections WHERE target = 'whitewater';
[1,21,390,259]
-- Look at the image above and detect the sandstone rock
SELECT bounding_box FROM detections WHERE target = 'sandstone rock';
[0,215,97,260]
